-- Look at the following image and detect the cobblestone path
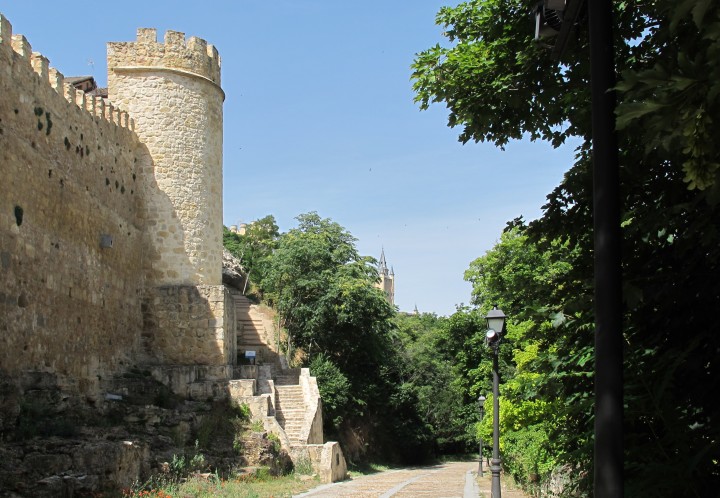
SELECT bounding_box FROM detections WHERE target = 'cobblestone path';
[295,460,529,498]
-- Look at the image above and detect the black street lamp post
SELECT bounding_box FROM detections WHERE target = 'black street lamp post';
[536,2,623,495]
[478,395,486,477]
[485,305,506,498]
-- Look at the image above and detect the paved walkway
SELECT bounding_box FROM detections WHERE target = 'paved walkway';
[294,461,528,498]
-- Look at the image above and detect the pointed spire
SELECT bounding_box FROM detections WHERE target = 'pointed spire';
[379,247,387,270]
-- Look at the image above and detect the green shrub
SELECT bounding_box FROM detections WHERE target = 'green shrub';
[267,432,281,454]
[501,424,556,485]
[169,440,207,478]
[308,353,351,428]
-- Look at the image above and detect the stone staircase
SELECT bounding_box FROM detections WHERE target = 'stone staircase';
[275,384,305,444]
[231,293,309,442]
[228,291,347,483]
[233,293,280,368]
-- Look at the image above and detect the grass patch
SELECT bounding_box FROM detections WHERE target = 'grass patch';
[123,472,321,498]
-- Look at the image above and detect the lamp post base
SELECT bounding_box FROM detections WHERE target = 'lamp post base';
[478,440,484,477]
[490,458,502,498]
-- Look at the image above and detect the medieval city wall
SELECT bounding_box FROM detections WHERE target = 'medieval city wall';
[0,16,147,395]
[0,14,234,400]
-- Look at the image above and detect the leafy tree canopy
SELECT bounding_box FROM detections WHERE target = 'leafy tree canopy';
[413,2,720,494]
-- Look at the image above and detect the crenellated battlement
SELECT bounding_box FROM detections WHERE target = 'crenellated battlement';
[107,28,221,86]
[0,14,134,132]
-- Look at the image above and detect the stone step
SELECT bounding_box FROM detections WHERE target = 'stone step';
[279,423,304,430]
[279,420,304,426]
[238,335,269,349]
[277,409,304,415]
[277,414,304,420]
[276,383,300,387]
[238,326,265,334]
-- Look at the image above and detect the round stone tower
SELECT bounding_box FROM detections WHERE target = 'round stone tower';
[107,29,224,285]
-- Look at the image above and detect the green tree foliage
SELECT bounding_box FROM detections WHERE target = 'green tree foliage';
[264,212,394,363]
[263,213,434,463]
[308,353,351,428]
[413,1,720,495]
[392,312,470,453]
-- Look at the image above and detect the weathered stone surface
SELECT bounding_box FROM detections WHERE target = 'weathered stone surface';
[108,28,224,287]
[0,17,146,392]
[141,285,236,367]
[238,431,292,476]
[222,249,247,291]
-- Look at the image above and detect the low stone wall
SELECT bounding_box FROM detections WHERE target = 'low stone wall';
[298,368,323,444]
[290,442,347,483]
[149,364,233,400]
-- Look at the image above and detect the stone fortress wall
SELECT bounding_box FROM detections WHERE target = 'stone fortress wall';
[0,13,234,400]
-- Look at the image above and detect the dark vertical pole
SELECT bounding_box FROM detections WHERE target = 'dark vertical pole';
[479,431,484,477]
[479,404,484,477]
[588,0,623,496]
[491,351,502,498]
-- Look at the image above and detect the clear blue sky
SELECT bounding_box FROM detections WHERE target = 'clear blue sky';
[3,1,578,316]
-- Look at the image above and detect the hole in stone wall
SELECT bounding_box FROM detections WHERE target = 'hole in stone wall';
[14,206,23,226]
[18,292,28,308]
